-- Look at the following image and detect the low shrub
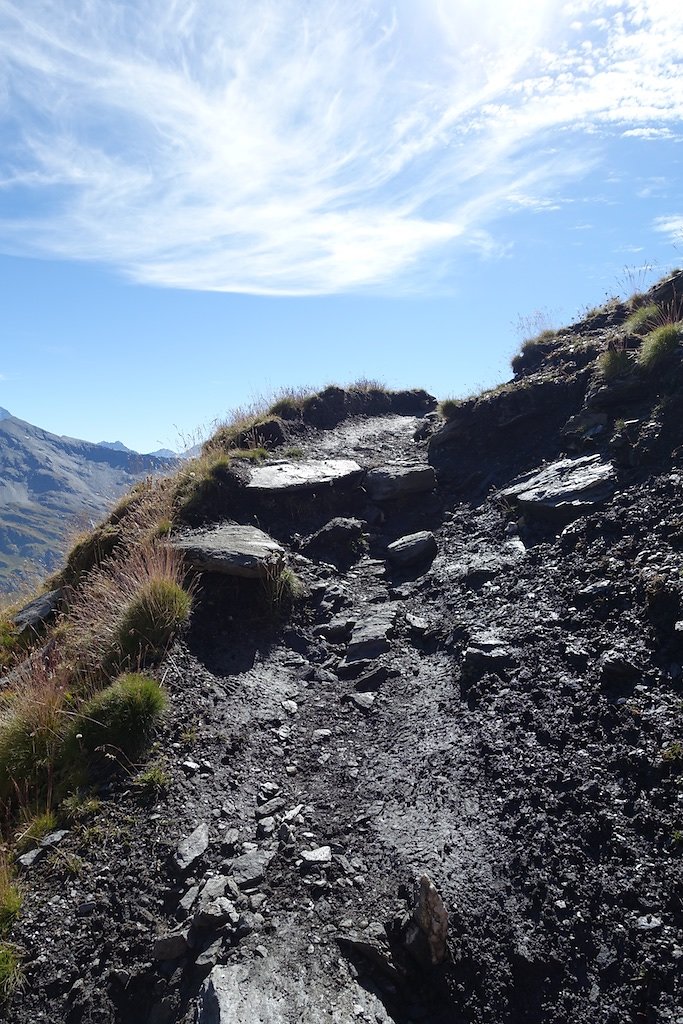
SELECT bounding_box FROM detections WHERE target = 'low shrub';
[64,673,166,763]
[638,324,682,371]
[511,330,558,374]
[438,398,462,420]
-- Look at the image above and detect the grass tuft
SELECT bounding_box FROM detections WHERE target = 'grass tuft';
[624,303,659,335]
[64,673,167,764]
[0,943,23,1001]
[638,324,681,371]
[0,857,21,937]
[597,348,633,380]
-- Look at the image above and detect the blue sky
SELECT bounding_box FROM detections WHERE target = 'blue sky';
[1,0,682,452]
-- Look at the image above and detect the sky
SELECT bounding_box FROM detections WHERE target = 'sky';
[1,0,682,453]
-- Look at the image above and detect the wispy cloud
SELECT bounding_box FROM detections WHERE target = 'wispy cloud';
[0,0,682,294]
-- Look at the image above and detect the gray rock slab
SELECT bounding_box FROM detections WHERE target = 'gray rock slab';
[387,531,437,567]
[198,958,395,1024]
[365,463,436,501]
[247,459,364,494]
[12,588,62,634]
[346,603,400,661]
[230,849,275,889]
[174,823,210,872]
[171,524,284,579]
[499,455,616,521]
[153,931,190,960]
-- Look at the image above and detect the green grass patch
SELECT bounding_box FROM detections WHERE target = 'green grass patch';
[624,303,659,335]
[0,859,21,937]
[64,673,167,764]
[638,324,681,371]
[113,578,191,669]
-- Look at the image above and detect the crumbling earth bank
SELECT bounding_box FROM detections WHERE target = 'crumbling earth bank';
[8,351,683,1023]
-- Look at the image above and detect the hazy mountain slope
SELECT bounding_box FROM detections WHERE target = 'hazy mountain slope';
[0,413,172,593]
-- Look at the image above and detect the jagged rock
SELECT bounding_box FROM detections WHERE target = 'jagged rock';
[246,459,364,494]
[365,464,436,501]
[230,849,275,889]
[343,691,376,712]
[414,874,449,965]
[153,930,190,960]
[444,541,524,586]
[301,518,365,561]
[300,846,332,868]
[499,455,616,521]
[174,823,210,872]
[170,524,284,578]
[345,604,399,661]
[386,531,437,567]
[255,796,286,819]
[12,588,61,635]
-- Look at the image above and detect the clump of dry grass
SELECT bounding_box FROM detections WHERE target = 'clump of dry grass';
[0,653,70,804]
[66,542,192,677]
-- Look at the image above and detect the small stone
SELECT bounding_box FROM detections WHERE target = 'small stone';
[301,846,332,866]
[174,823,210,872]
[281,700,298,715]
[256,817,275,839]
[16,847,45,870]
[182,760,201,774]
[39,829,69,848]
[230,849,275,889]
[76,901,96,917]
[635,914,663,932]
[386,531,437,568]
[312,729,332,743]
[255,797,286,820]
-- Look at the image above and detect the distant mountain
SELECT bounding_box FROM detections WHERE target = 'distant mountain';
[97,440,132,453]
[98,440,178,459]
[0,412,173,595]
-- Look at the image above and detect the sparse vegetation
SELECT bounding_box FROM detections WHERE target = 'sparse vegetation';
[638,324,682,371]
[134,760,170,797]
[661,740,683,767]
[0,857,21,936]
[597,347,633,380]
[0,943,23,1000]
[15,809,57,853]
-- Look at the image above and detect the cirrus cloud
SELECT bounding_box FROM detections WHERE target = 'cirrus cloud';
[0,0,682,294]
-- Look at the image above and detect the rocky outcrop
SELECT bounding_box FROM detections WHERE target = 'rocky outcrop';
[499,454,616,520]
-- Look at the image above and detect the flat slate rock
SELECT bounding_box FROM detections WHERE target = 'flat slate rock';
[346,603,400,661]
[365,463,436,501]
[230,848,275,889]
[499,455,616,521]
[171,524,284,578]
[247,459,364,494]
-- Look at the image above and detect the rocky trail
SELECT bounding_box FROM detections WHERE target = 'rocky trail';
[6,289,683,1024]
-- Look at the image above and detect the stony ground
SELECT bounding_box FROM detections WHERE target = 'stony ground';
[7,373,683,1023]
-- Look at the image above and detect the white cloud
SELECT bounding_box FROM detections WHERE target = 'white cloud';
[0,0,682,293]
[654,214,683,240]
